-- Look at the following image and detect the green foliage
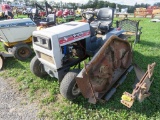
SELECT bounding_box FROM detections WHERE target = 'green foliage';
[0,17,160,119]
[82,0,153,13]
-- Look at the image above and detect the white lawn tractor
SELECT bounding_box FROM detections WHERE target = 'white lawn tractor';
[0,15,56,70]
[0,18,37,69]
[30,8,155,108]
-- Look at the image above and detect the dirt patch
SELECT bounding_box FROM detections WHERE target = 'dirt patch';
[0,77,41,120]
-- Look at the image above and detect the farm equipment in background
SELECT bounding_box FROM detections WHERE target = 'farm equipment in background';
[62,9,75,21]
[69,9,75,16]
[75,8,85,17]
[0,18,37,70]
[0,4,13,19]
[134,6,160,18]
[146,6,160,18]
[146,6,156,17]
[56,9,75,24]
[30,2,46,25]
[45,1,53,16]
[80,10,96,23]
[32,1,53,19]
[56,15,75,24]
[134,8,147,18]
[63,9,70,17]
[56,9,63,17]
[115,8,128,18]
[30,8,155,107]
[29,2,57,28]
[152,8,160,18]
[37,14,56,30]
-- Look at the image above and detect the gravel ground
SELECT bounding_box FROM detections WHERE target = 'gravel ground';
[0,77,40,120]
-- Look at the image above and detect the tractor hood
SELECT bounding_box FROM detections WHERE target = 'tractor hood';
[0,18,36,28]
[0,18,36,43]
[32,21,91,46]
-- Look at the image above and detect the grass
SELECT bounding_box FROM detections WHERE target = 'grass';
[0,16,160,119]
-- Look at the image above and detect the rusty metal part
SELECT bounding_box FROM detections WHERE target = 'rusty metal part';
[83,61,97,104]
[76,36,132,104]
[121,62,156,108]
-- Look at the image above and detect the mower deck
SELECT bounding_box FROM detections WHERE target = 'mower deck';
[76,36,132,103]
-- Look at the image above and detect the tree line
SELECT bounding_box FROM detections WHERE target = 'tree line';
[4,0,160,13]
[80,0,160,13]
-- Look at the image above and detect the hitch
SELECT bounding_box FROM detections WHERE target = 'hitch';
[121,62,156,108]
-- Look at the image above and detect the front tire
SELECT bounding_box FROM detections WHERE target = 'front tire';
[60,69,81,100]
[30,56,47,77]
[0,55,4,70]
[12,43,32,61]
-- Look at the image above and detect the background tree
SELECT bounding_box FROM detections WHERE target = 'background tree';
[81,0,155,13]
[154,2,160,6]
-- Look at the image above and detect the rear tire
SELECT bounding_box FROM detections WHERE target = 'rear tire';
[60,69,81,100]
[12,43,32,61]
[30,56,47,77]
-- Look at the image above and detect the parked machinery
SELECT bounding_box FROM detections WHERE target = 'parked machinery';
[0,18,36,69]
[30,19,155,107]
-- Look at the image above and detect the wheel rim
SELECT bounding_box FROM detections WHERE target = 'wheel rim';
[72,83,80,96]
[18,47,30,57]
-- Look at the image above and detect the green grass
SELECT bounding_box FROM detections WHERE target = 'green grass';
[14,15,79,25]
[0,17,160,119]
[14,14,28,19]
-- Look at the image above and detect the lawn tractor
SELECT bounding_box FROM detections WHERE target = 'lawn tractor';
[0,13,57,70]
[30,8,155,107]
[0,18,37,69]
[75,8,84,17]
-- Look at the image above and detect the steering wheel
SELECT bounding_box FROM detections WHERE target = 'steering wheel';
[82,11,95,23]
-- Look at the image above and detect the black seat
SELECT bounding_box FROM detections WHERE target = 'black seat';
[90,8,114,34]
[40,14,56,26]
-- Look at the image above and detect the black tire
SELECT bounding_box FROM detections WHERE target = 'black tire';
[0,55,4,70]
[30,56,47,77]
[12,43,32,61]
[60,69,81,100]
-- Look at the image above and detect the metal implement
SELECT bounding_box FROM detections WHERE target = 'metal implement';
[76,36,132,104]
[105,65,133,101]
[121,62,156,108]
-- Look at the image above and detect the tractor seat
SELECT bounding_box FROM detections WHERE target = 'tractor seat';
[90,8,114,34]
[40,14,56,26]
